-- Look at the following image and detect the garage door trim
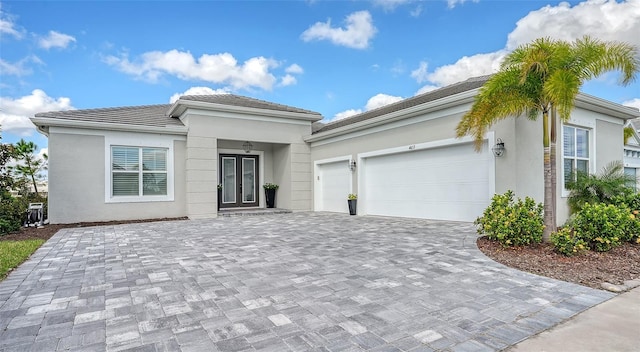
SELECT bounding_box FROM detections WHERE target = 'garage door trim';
[357,133,496,217]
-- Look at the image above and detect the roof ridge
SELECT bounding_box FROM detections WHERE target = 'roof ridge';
[179,93,322,116]
[35,103,171,117]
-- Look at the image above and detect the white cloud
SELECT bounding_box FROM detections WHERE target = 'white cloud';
[301,11,377,49]
[38,30,76,50]
[411,0,640,90]
[0,5,22,39]
[333,109,362,121]
[0,55,43,76]
[447,0,479,9]
[280,74,297,86]
[169,86,229,103]
[105,50,280,90]
[507,0,640,50]
[373,0,413,11]
[623,98,640,110]
[410,5,423,17]
[0,90,74,135]
[365,93,403,111]
[285,64,304,74]
[415,85,440,95]
[425,50,507,87]
[410,61,429,83]
[330,93,403,121]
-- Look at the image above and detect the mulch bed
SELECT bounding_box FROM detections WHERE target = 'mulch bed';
[477,236,640,289]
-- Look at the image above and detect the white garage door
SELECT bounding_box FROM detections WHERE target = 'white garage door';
[362,142,491,221]
[316,160,351,213]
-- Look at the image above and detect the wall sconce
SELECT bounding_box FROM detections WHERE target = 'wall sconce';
[349,160,357,171]
[242,141,253,153]
[492,138,505,157]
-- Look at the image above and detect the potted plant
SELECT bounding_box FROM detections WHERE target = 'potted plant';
[263,183,279,208]
[347,194,357,215]
[217,184,222,210]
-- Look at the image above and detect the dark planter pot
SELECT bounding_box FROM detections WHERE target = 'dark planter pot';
[348,199,357,215]
[217,189,222,210]
[265,189,276,208]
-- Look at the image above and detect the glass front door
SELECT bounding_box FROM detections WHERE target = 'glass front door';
[220,154,259,208]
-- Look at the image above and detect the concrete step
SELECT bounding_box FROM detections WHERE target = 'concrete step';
[218,208,292,217]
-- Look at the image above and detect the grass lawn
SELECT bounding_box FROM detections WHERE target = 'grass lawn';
[0,239,45,280]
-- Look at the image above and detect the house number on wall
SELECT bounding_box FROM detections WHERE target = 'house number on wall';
[408,145,416,150]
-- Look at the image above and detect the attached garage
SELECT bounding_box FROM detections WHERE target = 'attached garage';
[314,158,352,213]
[359,139,494,222]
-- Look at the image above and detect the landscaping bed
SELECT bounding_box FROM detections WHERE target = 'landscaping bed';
[477,236,640,290]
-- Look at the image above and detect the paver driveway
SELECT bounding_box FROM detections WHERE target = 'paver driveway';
[0,213,613,352]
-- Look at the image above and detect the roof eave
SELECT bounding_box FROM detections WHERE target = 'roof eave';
[30,117,188,135]
[575,93,640,120]
[304,89,478,143]
[168,99,323,122]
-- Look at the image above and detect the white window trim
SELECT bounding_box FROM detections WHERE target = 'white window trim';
[561,124,595,197]
[105,133,176,203]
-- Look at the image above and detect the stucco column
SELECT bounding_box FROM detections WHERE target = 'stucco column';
[185,135,218,219]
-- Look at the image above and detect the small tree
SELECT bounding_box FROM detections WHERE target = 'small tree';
[0,127,15,197]
[0,127,23,234]
[11,139,47,197]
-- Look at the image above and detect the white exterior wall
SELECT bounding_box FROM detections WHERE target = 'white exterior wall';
[310,102,626,226]
[47,128,187,224]
[181,108,314,217]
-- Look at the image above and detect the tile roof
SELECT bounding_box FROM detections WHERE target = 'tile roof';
[34,104,182,128]
[313,75,490,134]
[179,94,322,116]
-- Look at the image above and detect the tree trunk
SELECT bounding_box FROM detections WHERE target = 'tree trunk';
[543,111,556,242]
[27,159,39,197]
[550,108,557,235]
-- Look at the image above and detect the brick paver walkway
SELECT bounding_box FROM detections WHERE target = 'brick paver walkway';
[0,213,613,351]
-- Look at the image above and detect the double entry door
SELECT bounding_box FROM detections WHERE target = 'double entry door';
[220,154,259,208]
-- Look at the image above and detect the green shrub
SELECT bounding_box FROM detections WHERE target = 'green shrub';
[572,203,628,252]
[566,161,634,214]
[0,196,24,235]
[551,227,588,256]
[475,190,544,246]
[612,192,640,212]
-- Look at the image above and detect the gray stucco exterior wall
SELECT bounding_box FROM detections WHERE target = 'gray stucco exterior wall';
[47,129,187,223]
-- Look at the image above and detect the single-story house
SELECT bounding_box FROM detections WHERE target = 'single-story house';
[31,76,640,224]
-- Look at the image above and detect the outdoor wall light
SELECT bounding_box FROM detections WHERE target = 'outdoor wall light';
[349,160,357,171]
[492,138,506,157]
[242,141,253,153]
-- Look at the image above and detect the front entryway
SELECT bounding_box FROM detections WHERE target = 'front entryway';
[220,154,259,208]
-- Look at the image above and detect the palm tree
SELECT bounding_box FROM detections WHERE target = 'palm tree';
[566,161,635,214]
[456,36,639,241]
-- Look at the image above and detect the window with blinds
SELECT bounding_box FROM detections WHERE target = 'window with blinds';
[563,125,590,186]
[112,146,167,197]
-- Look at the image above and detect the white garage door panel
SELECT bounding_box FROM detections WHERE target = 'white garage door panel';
[364,142,490,221]
[318,161,350,213]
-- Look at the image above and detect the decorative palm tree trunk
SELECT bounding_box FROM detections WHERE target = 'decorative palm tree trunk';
[550,108,558,234]
[543,111,557,242]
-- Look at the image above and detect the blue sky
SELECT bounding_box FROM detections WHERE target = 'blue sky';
[1,0,639,159]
